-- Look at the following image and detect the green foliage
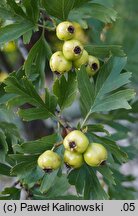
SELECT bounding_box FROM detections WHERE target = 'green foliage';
[42,0,91,21]
[78,57,135,124]
[85,45,126,58]
[0,163,11,176]
[0,129,8,162]
[53,72,77,111]
[5,75,57,121]
[0,22,34,44]
[15,134,60,154]
[96,165,115,186]
[22,0,40,23]
[7,0,27,18]
[105,0,138,86]
[68,164,109,199]
[34,175,71,200]
[108,169,136,200]
[40,169,59,193]
[24,35,52,85]
[0,0,137,200]
[69,2,117,24]
[0,187,21,200]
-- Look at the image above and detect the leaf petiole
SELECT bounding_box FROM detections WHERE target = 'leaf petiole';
[51,141,63,151]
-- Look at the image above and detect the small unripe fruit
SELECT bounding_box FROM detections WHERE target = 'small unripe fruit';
[50,51,72,74]
[63,130,89,153]
[64,150,83,168]
[0,72,8,82]
[86,55,100,76]
[63,39,83,61]
[74,50,88,69]
[72,22,88,44]
[37,150,61,172]
[2,41,16,52]
[84,143,108,167]
[56,21,75,41]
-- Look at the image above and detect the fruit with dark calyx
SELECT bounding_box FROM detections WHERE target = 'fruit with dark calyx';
[84,143,107,167]
[37,150,61,172]
[63,39,83,61]
[64,150,83,168]
[74,49,88,69]
[50,51,72,74]
[63,130,89,153]
[86,55,100,76]
[56,21,75,41]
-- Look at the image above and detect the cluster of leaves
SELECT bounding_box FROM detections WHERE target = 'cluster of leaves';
[105,0,138,86]
[0,0,137,200]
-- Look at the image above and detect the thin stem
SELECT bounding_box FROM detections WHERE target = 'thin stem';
[52,141,63,151]
[56,114,72,129]
[80,111,91,129]
[11,180,20,187]
[38,24,56,31]
[57,121,60,133]
[51,18,57,28]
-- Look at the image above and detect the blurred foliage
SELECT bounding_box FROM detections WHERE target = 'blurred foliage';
[0,0,137,200]
[101,0,138,87]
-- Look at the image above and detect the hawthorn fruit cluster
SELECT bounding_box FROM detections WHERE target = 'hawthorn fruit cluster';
[38,130,107,172]
[50,21,100,76]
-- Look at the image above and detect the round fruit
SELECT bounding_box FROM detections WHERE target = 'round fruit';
[84,143,108,167]
[3,41,16,52]
[56,21,75,41]
[86,55,100,76]
[50,51,72,74]
[63,39,83,61]
[48,32,63,52]
[63,130,89,153]
[64,150,83,168]
[72,22,88,44]
[37,150,61,171]
[74,49,88,69]
[0,72,8,82]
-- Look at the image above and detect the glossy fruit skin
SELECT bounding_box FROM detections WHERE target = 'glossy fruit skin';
[74,49,88,69]
[63,130,89,153]
[64,150,83,168]
[37,150,61,170]
[72,22,89,44]
[84,143,108,167]
[63,39,83,61]
[50,51,72,74]
[56,21,75,41]
[86,55,100,76]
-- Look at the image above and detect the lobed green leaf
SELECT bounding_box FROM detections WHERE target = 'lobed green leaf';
[53,73,77,111]
[0,22,34,44]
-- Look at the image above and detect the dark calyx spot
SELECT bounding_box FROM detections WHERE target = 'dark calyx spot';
[68,26,74,34]
[54,71,60,76]
[91,63,98,71]
[100,161,106,166]
[65,163,71,169]
[74,46,81,54]
[69,141,76,149]
[43,168,53,173]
